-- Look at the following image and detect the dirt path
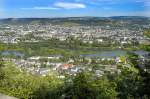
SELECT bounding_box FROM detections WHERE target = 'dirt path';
[0,93,17,99]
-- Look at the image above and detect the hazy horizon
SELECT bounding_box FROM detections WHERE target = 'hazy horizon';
[0,16,149,19]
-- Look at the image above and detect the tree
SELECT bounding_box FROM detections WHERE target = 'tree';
[0,59,5,80]
[121,51,150,98]
[115,66,142,99]
[144,29,150,38]
[0,62,64,99]
[63,72,117,99]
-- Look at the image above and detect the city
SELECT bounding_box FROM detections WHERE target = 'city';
[0,0,150,99]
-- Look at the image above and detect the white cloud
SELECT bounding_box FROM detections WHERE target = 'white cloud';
[21,7,59,10]
[54,2,86,9]
[21,2,86,10]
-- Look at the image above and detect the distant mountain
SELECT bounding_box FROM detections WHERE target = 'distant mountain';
[0,16,149,25]
[109,16,148,19]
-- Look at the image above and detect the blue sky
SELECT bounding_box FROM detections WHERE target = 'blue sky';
[0,0,150,18]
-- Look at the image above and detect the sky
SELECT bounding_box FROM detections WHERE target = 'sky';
[0,0,150,18]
